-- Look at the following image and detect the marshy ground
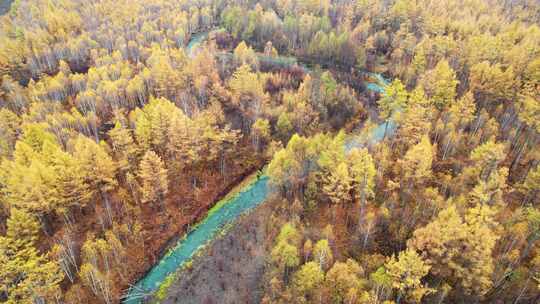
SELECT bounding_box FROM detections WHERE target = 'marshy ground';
[157,201,273,304]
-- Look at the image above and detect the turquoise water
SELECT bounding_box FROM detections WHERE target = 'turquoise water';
[365,72,390,93]
[0,0,13,15]
[124,176,270,303]
[124,31,396,304]
[186,32,209,57]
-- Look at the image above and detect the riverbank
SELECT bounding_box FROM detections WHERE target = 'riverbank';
[152,197,273,304]
[124,167,270,303]
[147,162,264,270]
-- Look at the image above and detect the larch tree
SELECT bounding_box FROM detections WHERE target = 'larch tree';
[348,148,376,233]
[138,150,169,209]
[448,91,476,132]
[385,248,432,303]
[292,261,325,302]
[70,135,117,224]
[522,164,540,205]
[378,79,408,139]
[233,41,259,69]
[49,143,92,225]
[0,209,64,304]
[514,93,540,171]
[470,140,506,182]
[460,204,500,295]
[420,59,458,111]
[325,259,365,303]
[313,239,333,271]
[108,122,140,174]
[271,240,301,280]
[441,91,476,158]
[409,204,499,297]
[396,87,432,151]
[251,118,271,153]
[268,134,315,199]
[271,223,301,279]
[0,108,21,158]
[400,135,434,188]
[469,61,516,106]
[322,162,352,218]
[228,64,268,133]
[133,96,185,156]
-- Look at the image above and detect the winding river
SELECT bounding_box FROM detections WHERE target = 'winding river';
[124,30,393,304]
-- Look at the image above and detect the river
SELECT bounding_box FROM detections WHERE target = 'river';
[0,0,13,15]
[123,29,394,304]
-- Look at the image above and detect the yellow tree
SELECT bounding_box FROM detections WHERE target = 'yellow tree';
[233,41,259,69]
[441,91,476,159]
[313,239,333,271]
[378,79,408,139]
[271,223,301,279]
[0,108,20,158]
[522,164,540,205]
[470,140,506,181]
[108,122,140,174]
[322,162,352,217]
[70,135,117,224]
[409,204,499,297]
[385,248,432,303]
[292,261,325,302]
[138,150,169,209]
[348,148,376,232]
[420,59,458,110]
[228,64,268,132]
[400,135,434,189]
[133,96,185,156]
[0,209,63,304]
[396,87,432,151]
[251,118,270,153]
[325,259,365,303]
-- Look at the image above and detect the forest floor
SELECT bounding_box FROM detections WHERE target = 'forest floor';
[44,145,265,301]
[154,198,274,304]
[126,152,265,291]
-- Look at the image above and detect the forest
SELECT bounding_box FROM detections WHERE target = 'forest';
[0,0,539,303]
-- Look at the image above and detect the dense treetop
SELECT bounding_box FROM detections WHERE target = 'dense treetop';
[0,0,539,303]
